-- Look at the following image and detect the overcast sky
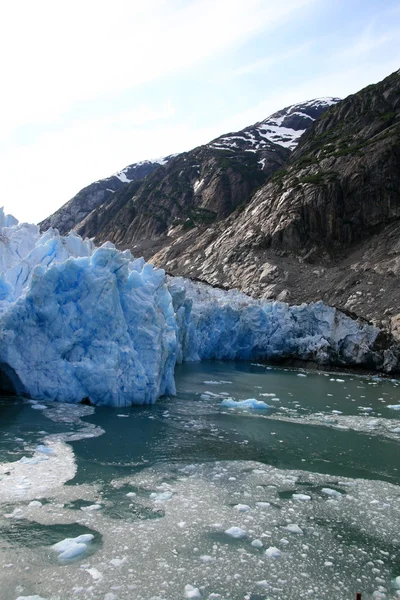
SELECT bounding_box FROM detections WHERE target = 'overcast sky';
[1,0,400,224]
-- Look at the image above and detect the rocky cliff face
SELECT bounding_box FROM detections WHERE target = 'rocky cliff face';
[148,70,400,328]
[39,157,175,235]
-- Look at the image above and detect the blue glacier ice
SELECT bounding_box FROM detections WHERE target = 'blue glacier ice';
[0,207,396,406]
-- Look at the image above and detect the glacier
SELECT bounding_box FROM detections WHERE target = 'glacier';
[0,207,397,406]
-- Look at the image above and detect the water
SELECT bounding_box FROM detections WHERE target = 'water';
[1,361,400,600]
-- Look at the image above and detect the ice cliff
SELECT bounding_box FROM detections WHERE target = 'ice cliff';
[0,208,396,406]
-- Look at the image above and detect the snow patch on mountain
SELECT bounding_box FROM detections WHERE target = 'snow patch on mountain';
[208,98,340,153]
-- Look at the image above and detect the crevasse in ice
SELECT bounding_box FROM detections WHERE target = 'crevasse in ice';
[0,208,386,406]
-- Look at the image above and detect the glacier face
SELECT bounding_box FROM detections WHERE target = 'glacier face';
[0,208,395,406]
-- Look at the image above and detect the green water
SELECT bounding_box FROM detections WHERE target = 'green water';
[1,361,400,600]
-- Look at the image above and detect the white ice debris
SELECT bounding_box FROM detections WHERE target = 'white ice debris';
[284,524,304,534]
[220,398,270,410]
[52,534,94,560]
[292,493,311,501]
[265,546,281,558]
[184,584,201,598]
[321,488,342,498]
[233,504,251,512]
[224,526,247,538]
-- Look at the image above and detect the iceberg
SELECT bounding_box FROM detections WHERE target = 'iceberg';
[0,208,397,406]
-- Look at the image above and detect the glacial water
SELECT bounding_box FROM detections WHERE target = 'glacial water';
[1,361,400,600]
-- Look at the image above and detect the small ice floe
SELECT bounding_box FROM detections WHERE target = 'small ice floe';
[80,504,102,512]
[388,405,400,410]
[324,561,334,567]
[394,575,400,589]
[204,380,232,385]
[16,596,48,600]
[331,410,343,415]
[292,493,311,501]
[321,488,342,498]
[28,500,42,507]
[184,584,201,598]
[109,556,127,567]
[35,445,53,455]
[117,414,129,418]
[126,491,137,498]
[225,526,247,539]
[233,504,251,512]
[260,393,276,397]
[265,546,281,558]
[150,491,173,501]
[200,554,216,562]
[4,507,24,519]
[251,539,263,548]
[359,406,373,412]
[30,403,47,410]
[19,456,48,465]
[297,373,307,377]
[255,502,270,509]
[52,534,94,560]
[283,524,303,534]
[221,398,270,410]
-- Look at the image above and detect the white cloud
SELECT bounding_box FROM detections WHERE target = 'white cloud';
[0,0,314,135]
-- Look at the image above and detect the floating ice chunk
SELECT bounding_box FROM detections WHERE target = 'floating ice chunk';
[292,494,311,501]
[255,502,270,509]
[52,534,94,560]
[30,404,47,410]
[394,575,400,589]
[150,491,173,501]
[110,557,127,567]
[265,546,281,558]
[251,539,263,548]
[16,596,48,600]
[86,567,103,580]
[184,584,201,598]
[233,504,251,512]
[35,445,53,454]
[28,500,42,507]
[126,492,137,497]
[199,554,216,562]
[117,414,129,417]
[204,380,232,384]
[331,410,343,415]
[81,504,102,512]
[297,373,307,377]
[388,405,400,410]
[321,488,342,498]
[324,561,334,567]
[284,524,303,534]
[259,393,276,397]
[221,398,270,410]
[225,526,247,538]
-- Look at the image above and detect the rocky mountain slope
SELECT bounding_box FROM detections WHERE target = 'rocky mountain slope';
[41,99,337,243]
[39,156,176,235]
[148,70,400,328]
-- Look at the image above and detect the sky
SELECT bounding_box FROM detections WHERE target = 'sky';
[1,0,400,224]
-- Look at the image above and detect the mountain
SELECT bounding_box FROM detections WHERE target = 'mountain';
[39,156,176,235]
[41,98,338,244]
[149,70,400,328]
